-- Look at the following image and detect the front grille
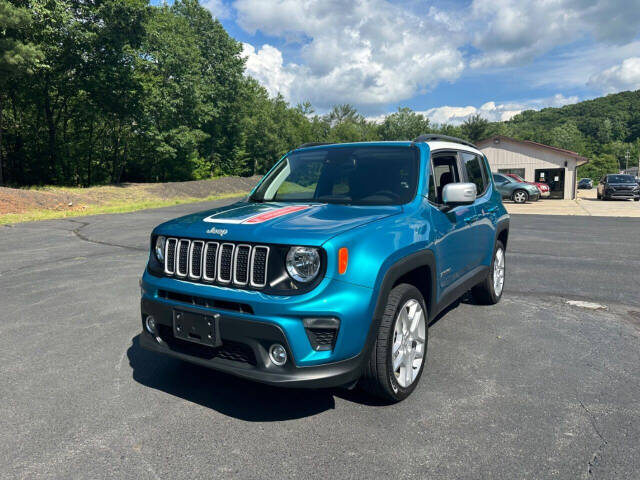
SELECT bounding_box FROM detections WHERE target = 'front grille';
[251,246,269,287]
[234,245,251,285]
[163,238,270,290]
[189,241,204,279]
[203,242,218,281]
[218,243,234,283]
[177,240,190,277]
[165,238,177,274]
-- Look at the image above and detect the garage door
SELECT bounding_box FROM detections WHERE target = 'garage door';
[535,168,565,199]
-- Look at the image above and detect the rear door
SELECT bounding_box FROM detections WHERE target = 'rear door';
[428,151,478,291]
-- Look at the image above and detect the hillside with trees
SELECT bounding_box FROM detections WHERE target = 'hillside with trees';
[1,0,638,187]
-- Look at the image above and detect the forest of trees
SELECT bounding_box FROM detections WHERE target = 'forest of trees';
[1,0,639,187]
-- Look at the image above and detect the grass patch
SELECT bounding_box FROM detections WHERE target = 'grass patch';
[0,192,242,225]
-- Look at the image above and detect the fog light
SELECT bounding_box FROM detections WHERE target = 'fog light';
[145,315,157,334]
[269,344,287,366]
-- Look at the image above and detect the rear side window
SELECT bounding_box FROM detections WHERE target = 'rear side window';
[462,152,487,196]
[493,173,508,183]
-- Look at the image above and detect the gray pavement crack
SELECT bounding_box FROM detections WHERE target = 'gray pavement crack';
[579,400,608,478]
[69,219,146,252]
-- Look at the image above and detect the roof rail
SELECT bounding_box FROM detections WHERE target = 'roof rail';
[412,134,477,149]
[296,142,333,149]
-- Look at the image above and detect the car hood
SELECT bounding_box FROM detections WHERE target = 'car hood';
[154,201,403,246]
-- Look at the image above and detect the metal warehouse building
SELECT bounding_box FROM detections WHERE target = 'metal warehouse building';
[477,136,589,200]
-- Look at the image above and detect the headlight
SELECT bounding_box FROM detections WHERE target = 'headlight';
[286,246,321,283]
[154,236,166,262]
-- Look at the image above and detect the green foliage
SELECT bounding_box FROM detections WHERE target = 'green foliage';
[1,0,639,187]
[460,114,489,143]
[578,153,619,181]
[500,91,640,179]
[378,107,430,141]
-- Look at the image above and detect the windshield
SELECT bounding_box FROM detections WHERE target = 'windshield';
[251,146,419,205]
[607,174,634,183]
[509,174,525,182]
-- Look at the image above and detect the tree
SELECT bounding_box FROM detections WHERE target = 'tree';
[461,114,489,143]
[0,0,43,184]
[578,153,619,181]
[378,107,430,141]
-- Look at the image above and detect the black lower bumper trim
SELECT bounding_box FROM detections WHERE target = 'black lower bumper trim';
[140,298,363,388]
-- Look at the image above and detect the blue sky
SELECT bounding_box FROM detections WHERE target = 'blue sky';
[195,0,640,123]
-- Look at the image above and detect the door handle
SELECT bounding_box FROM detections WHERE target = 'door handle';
[464,214,478,224]
[486,206,498,213]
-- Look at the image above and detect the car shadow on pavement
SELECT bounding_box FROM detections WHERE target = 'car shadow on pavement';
[127,335,355,420]
[127,297,472,416]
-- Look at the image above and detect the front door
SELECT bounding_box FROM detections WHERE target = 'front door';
[535,168,565,199]
[428,151,478,291]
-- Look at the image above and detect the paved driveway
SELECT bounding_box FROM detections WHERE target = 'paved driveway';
[505,188,640,217]
[1,204,639,479]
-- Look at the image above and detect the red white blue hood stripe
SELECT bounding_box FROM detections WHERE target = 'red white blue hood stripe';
[203,205,311,224]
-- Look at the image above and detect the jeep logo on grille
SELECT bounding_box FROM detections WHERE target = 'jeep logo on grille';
[206,227,228,237]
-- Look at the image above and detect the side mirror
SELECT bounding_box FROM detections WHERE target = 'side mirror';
[442,182,477,206]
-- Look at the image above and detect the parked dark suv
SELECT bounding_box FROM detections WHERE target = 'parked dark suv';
[597,174,640,201]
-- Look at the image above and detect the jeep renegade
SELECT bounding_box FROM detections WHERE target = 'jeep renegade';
[140,134,510,402]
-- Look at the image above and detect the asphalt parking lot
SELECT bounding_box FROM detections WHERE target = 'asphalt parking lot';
[1,202,639,479]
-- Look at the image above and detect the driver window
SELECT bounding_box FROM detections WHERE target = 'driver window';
[428,153,460,204]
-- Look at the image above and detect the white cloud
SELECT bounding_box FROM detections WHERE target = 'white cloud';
[202,0,231,19]
[588,57,640,93]
[416,94,579,125]
[242,43,296,98]
[234,0,465,110]
[526,41,640,89]
[469,0,640,68]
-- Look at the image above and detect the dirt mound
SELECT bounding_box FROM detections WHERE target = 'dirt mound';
[0,176,262,215]
[144,176,261,199]
[0,187,85,214]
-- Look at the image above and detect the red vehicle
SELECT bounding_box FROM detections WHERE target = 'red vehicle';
[505,173,550,198]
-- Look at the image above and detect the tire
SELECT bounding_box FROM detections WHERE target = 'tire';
[471,240,506,305]
[359,284,428,403]
[512,189,528,203]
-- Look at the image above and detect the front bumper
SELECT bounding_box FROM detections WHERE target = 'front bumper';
[139,271,376,387]
[606,190,639,199]
[539,190,550,198]
[140,298,364,388]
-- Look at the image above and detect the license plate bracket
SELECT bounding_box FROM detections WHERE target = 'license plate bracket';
[173,310,221,347]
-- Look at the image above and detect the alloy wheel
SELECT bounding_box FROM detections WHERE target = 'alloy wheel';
[493,247,505,296]
[513,191,527,203]
[391,299,426,388]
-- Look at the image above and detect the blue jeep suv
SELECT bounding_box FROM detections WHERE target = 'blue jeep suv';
[140,134,510,402]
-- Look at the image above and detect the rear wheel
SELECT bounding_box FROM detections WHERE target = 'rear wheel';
[471,240,505,305]
[360,284,427,403]
[512,189,528,203]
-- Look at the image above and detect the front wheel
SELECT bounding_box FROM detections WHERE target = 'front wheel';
[512,189,528,203]
[359,284,428,403]
[471,240,506,305]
